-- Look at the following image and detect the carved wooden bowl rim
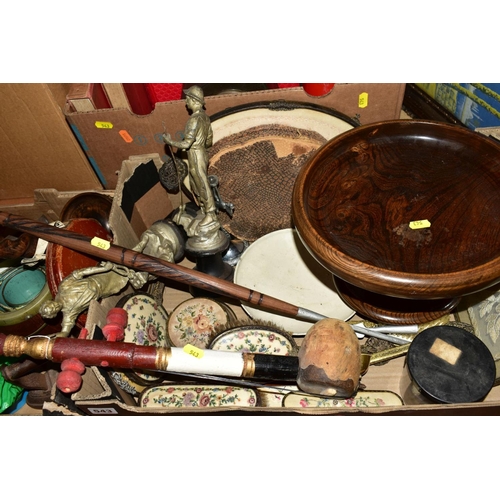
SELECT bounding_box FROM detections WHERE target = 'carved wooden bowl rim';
[292,119,500,300]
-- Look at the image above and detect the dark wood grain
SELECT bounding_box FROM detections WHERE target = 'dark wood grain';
[60,192,113,234]
[334,277,460,324]
[293,120,500,322]
[0,229,37,261]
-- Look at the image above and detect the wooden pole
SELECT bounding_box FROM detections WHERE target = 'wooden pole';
[0,211,325,324]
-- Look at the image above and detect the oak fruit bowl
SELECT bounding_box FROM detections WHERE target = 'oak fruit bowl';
[292,120,500,324]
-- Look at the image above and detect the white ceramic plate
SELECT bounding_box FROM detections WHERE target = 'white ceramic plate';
[234,228,355,333]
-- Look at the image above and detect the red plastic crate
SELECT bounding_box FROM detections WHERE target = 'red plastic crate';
[145,83,184,104]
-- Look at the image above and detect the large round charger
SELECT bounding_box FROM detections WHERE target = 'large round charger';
[233,228,355,334]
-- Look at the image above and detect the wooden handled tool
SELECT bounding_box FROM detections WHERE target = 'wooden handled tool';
[0,317,362,398]
[0,332,299,383]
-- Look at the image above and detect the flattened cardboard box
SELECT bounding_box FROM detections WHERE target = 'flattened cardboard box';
[0,84,102,204]
[0,187,114,224]
[64,84,406,190]
[47,154,500,416]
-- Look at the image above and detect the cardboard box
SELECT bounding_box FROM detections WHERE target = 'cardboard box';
[0,187,113,224]
[0,84,103,205]
[40,154,500,416]
[65,84,406,190]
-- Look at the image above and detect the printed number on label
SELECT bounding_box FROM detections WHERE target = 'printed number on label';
[90,237,111,250]
[183,344,204,359]
[409,219,431,229]
[95,121,113,129]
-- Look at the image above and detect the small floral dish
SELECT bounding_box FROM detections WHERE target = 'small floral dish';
[139,384,259,409]
[209,324,298,355]
[115,292,170,384]
[167,297,236,349]
[282,390,404,409]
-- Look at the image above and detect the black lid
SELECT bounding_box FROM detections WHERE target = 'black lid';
[407,325,496,404]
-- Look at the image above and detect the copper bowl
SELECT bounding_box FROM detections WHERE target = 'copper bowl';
[292,120,500,324]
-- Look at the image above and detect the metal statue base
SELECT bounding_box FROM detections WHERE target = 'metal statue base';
[173,209,234,297]
[187,238,234,298]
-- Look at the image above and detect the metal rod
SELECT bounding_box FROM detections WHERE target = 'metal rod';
[351,325,411,345]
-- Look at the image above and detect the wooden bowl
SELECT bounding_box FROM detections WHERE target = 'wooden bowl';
[292,120,500,324]
[60,192,113,234]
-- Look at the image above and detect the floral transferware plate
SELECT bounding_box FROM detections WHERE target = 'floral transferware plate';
[115,292,169,384]
[282,391,404,409]
[209,324,298,355]
[139,385,259,409]
[167,297,236,349]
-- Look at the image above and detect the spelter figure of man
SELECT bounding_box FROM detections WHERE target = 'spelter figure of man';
[162,85,217,229]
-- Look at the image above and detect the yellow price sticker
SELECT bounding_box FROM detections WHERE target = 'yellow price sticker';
[358,92,369,108]
[183,344,204,359]
[409,219,431,229]
[90,237,111,250]
[95,121,114,129]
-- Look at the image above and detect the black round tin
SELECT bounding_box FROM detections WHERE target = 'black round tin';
[407,325,496,404]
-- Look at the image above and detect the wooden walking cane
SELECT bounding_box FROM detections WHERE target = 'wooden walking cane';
[0,211,326,324]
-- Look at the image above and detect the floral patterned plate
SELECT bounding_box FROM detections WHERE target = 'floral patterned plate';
[209,325,298,355]
[116,292,170,384]
[282,391,404,408]
[167,297,236,349]
[139,384,259,408]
